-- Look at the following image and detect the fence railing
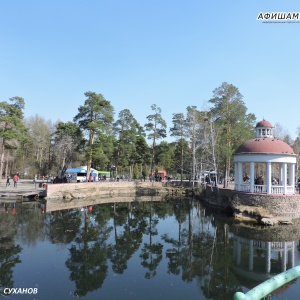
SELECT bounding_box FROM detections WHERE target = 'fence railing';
[235,184,294,194]
[234,265,300,300]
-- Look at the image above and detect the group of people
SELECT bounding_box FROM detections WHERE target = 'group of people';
[6,173,19,187]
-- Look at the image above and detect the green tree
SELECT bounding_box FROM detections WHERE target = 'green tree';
[170,113,188,183]
[209,82,256,187]
[25,115,53,177]
[134,134,151,171]
[53,121,84,174]
[133,163,140,179]
[145,104,167,176]
[155,141,175,174]
[0,97,28,179]
[142,164,148,180]
[92,132,115,171]
[173,139,190,179]
[186,106,203,184]
[74,92,114,180]
[130,126,151,179]
[113,109,140,176]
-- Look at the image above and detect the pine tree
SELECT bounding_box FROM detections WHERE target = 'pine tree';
[0,97,28,179]
[74,92,114,180]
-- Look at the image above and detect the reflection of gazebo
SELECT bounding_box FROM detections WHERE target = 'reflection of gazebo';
[232,234,295,280]
[233,120,297,194]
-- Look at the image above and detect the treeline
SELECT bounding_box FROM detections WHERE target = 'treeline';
[1,82,300,185]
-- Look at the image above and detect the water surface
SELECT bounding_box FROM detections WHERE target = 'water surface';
[1,197,300,300]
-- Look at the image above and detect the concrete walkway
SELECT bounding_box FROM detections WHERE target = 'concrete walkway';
[0,179,45,200]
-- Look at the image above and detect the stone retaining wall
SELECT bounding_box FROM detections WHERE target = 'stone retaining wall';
[45,181,167,200]
[203,185,300,218]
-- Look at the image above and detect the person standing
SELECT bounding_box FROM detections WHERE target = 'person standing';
[13,173,19,188]
[6,176,10,187]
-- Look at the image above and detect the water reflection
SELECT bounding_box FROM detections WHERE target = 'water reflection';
[233,235,295,278]
[0,198,300,299]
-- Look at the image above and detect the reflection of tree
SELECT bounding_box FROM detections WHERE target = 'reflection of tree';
[177,199,197,282]
[140,203,163,279]
[162,200,242,299]
[200,222,241,300]
[65,208,111,297]
[162,200,195,281]
[0,237,22,289]
[15,203,46,246]
[162,200,190,275]
[0,197,247,299]
[47,209,81,244]
[108,203,146,273]
[0,210,22,289]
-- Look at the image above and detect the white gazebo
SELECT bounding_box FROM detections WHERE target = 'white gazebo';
[234,119,297,194]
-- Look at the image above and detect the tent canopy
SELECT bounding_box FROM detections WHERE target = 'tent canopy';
[65,168,86,173]
[66,166,99,174]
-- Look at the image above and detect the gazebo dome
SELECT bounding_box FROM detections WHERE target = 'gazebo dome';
[235,138,295,155]
[235,118,294,155]
[256,120,273,128]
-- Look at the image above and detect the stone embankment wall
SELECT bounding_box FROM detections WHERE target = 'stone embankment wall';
[203,185,300,219]
[45,181,168,200]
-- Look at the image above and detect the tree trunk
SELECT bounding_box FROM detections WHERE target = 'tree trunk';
[180,139,183,184]
[0,141,5,180]
[150,136,156,176]
[86,128,94,182]
[5,154,9,178]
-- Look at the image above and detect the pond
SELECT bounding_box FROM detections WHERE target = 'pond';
[1,197,300,300]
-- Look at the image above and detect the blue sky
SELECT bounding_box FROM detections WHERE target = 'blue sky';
[1,0,300,140]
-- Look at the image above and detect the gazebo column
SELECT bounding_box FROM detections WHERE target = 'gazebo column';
[288,163,295,193]
[279,163,284,185]
[249,239,254,271]
[266,162,272,194]
[236,237,241,265]
[237,162,243,191]
[266,241,271,273]
[282,242,287,272]
[234,162,240,191]
[250,162,255,193]
[289,241,295,268]
[283,163,287,194]
[234,162,238,190]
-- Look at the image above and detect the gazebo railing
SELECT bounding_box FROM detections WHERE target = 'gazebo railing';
[271,185,284,194]
[239,183,250,192]
[254,185,267,193]
[235,184,294,194]
[286,186,294,194]
[235,238,294,250]
[271,185,294,194]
